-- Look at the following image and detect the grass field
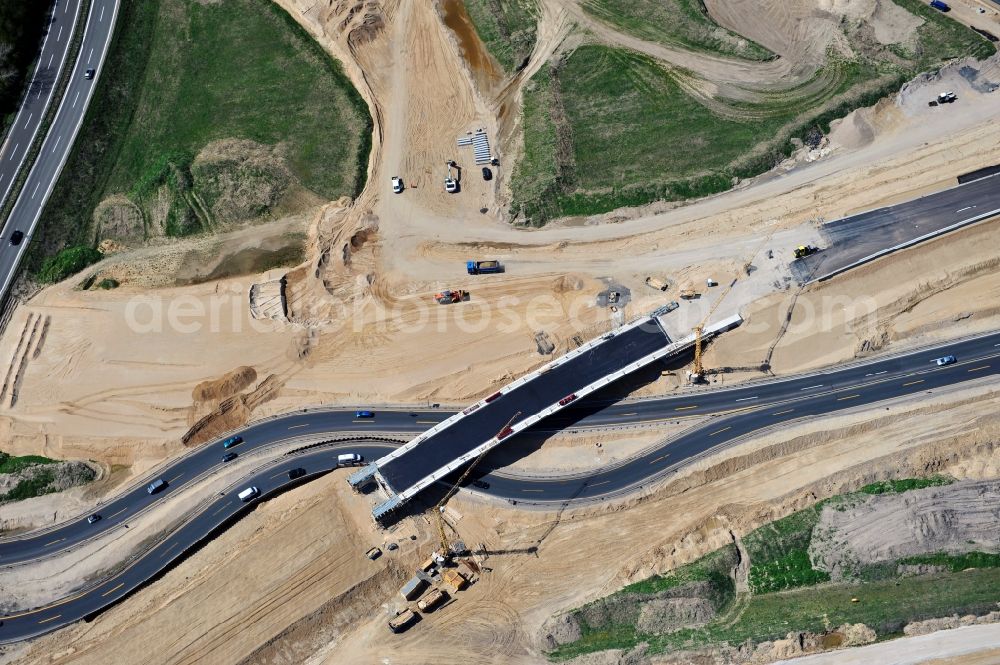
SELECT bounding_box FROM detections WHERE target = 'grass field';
[29,0,370,273]
[462,0,538,73]
[583,0,773,61]
[548,477,1000,661]
[0,451,56,475]
[514,2,995,224]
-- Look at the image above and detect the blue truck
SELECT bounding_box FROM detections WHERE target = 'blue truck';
[930,0,950,11]
[466,260,503,275]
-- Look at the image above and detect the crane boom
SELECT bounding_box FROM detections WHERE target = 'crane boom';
[433,411,522,554]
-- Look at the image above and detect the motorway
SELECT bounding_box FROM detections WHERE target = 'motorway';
[791,172,1000,283]
[0,0,84,210]
[0,0,120,298]
[1,330,999,642]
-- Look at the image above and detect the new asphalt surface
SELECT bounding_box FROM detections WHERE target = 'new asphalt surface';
[378,319,670,492]
[791,172,1000,283]
[0,0,120,298]
[1,330,999,642]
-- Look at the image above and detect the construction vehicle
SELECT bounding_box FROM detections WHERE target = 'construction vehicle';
[442,568,468,593]
[645,276,669,291]
[417,587,449,612]
[793,245,818,259]
[388,608,419,633]
[467,260,503,275]
[445,161,459,193]
[679,289,699,300]
[435,289,468,304]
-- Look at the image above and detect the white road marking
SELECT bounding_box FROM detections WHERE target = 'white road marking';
[51,135,62,153]
[23,113,32,128]
[57,26,63,41]
[875,370,887,375]
[72,90,80,108]
[48,53,54,68]
[800,384,823,391]
[9,143,18,159]
[88,47,94,64]
[31,181,41,199]
[100,5,105,21]
[956,206,973,213]
[735,396,758,402]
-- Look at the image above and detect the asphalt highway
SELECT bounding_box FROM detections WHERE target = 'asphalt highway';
[1,330,999,642]
[0,0,120,298]
[0,0,84,210]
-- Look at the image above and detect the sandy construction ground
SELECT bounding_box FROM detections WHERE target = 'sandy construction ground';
[7,378,1000,665]
[3,0,1000,663]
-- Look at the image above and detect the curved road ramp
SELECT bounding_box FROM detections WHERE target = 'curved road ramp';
[349,309,742,523]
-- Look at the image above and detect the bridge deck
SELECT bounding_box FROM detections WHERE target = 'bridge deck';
[377,320,670,494]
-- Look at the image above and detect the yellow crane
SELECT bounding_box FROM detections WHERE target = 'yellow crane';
[432,411,522,557]
[689,225,779,383]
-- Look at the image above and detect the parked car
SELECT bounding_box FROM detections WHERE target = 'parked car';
[222,452,238,463]
[9,230,23,246]
[391,176,403,193]
[935,355,957,366]
[355,410,374,418]
[366,546,382,560]
[481,167,492,181]
[87,514,101,524]
[222,435,243,449]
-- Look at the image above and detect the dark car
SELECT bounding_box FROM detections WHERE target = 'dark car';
[222,452,238,463]
[146,478,167,495]
[222,435,243,449]
[87,514,101,524]
[481,167,492,181]
[9,230,23,246]
[84,68,95,80]
[472,479,490,490]
[287,467,306,480]
[355,410,374,418]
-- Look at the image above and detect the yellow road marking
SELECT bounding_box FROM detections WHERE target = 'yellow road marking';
[521,489,544,493]
[211,502,231,517]
[648,454,669,465]
[107,507,127,519]
[101,582,124,597]
[674,405,698,411]
[44,538,65,547]
[772,409,794,416]
[167,473,183,484]
[837,394,860,401]
[0,590,89,620]
[37,614,62,624]
[709,426,731,436]
[415,420,439,424]
[968,365,990,372]
[352,420,372,423]
[288,423,308,430]
[902,380,924,387]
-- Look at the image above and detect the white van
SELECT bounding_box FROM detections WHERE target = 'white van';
[337,453,363,466]
[237,486,259,502]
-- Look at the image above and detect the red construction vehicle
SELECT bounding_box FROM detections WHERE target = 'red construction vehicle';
[435,289,468,304]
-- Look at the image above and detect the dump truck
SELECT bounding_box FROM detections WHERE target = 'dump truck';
[388,609,419,633]
[793,245,818,259]
[400,576,428,601]
[417,587,449,612]
[441,568,468,593]
[645,276,669,291]
[679,289,699,300]
[467,260,503,275]
[435,289,468,304]
[445,161,459,193]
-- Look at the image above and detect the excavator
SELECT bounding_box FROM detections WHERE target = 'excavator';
[435,289,468,304]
